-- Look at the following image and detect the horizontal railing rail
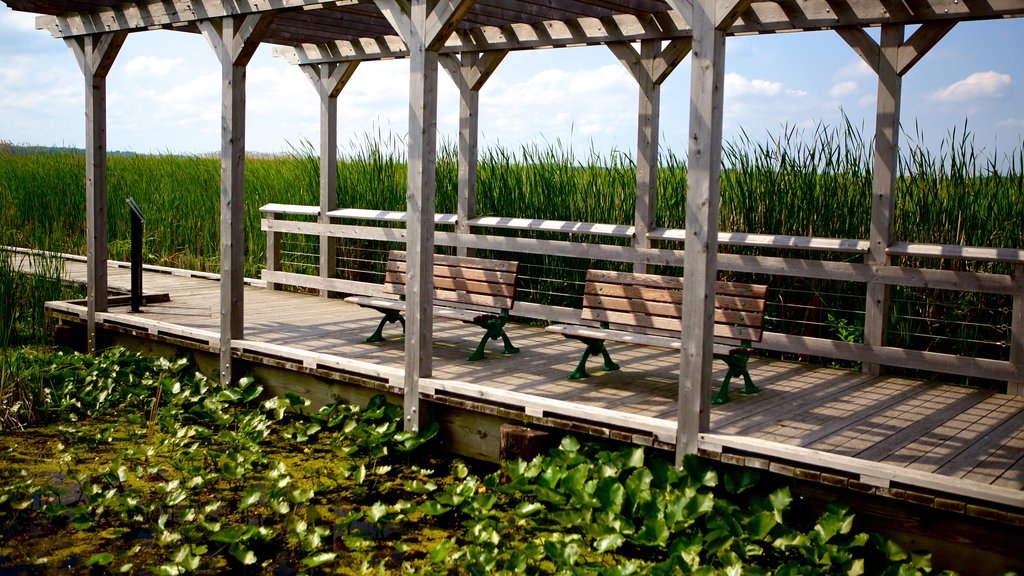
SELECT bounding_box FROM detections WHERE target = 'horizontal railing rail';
[259,203,1024,389]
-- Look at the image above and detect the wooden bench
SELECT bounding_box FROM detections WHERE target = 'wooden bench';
[546,270,769,404]
[344,250,520,361]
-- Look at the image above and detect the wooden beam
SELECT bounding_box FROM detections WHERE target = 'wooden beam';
[863,23,904,377]
[678,0,725,461]
[65,31,128,354]
[653,37,692,84]
[373,0,412,43]
[199,15,272,385]
[38,0,1024,44]
[426,0,477,50]
[301,61,359,295]
[897,21,956,76]
[715,0,753,29]
[404,0,439,433]
[39,0,340,37]
[835,27,881,76]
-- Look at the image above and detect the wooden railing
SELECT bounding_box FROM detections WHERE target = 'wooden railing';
[260,203,1024,392]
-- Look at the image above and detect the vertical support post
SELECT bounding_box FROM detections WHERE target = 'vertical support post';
[300,62,358,296]
[319,67,339,296]
[1010,264,1023,395]
[405,0,439,433]
[863,24,904,377]
[440,50,505,257]
[456,52,480,257]
[200,14,272,386]
[677,0,726,460]
[265,211,281,290]
[66,32,127,354]
[634,39,661,273]
[221,54,246,385]
[127,198,144,313]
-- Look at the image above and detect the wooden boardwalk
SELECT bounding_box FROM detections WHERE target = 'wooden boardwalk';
[18,251,1024,514]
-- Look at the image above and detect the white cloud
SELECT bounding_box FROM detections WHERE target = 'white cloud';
[997,118,1024,128]
[725,73,783,97]
[123,55,183,76]
[931,71,1012,103]
[829,80,858,98]
[477,64,634,147]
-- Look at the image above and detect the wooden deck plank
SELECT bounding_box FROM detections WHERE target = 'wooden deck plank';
[823,385,990,459]
[741,377,932,447]
[27,255,1024,507]
[883,395,1024,473]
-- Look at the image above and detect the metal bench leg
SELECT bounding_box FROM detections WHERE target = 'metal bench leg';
[568,338,619,380]
[365,310,404,343]
[713,354,759,405]
[712,367,735,405]
[498,330,520,356]
[467,319,519,362]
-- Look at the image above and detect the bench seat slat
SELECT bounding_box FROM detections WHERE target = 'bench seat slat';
[389,252,519,274]
[582,293,765,327]
[586,283,766,313]
[581,308,763,342]
[387,262,519,286]
[545,324,746,356]
[586,269,768,300]
[343,296,495,324]
[386,271,516,298]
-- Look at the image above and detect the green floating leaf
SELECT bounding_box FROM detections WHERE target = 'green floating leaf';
[368,502,388,523]
[85,552,115,566]
[152,564,182,576]
[594,533,625,553]
[302,552,337,568]
[229,543,257,565]
[514,501,544,517]
[407,479,438,494]
[429,538,456,564]
[723,468,760,494]
[418,500,451,516]
[239,490,261,510]
[560,436,581,453]
[768,487,793,521]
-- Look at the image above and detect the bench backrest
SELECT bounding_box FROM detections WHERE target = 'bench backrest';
[383,250,519,312]
[580,270,768,344]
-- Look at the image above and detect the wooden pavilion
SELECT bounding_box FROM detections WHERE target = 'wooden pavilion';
[5,0,1024,566]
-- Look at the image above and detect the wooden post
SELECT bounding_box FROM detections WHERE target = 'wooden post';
[837,23,952,377]
[199,15,272,386]
[404,0,439,433]
[301,62,359,296]
[863,24,904,376]
[66,32,127,354]
[440,51,506,257]
[455,52,479,257]
[609,39,689,274]
[1010,264,1023,395]
[677,0,727,460]
[265,211,281,291]
[634,39,661,273]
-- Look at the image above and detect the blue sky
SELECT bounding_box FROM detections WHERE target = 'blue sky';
[1,4,1022,160]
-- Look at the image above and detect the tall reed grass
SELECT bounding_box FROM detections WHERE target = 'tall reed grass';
[1,121,1021,383]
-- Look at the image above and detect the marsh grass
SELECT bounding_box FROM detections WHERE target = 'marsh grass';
[1,122,1021,383]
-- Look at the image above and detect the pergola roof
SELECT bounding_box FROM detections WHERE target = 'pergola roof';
[12,0,1024,63]
[5,0,1023,463]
